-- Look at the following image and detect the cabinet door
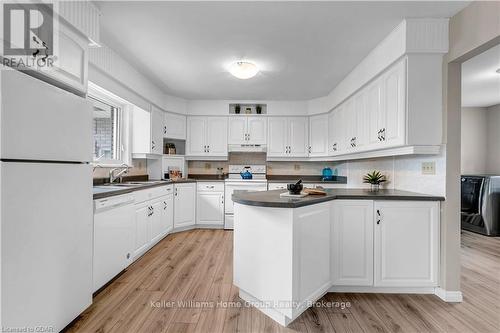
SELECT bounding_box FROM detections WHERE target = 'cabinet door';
[174,184,196,228]
[354,91,368,151]
[366,79,384,148]
[151,107,164,155]
[328,106,345,156]
[164,112,186,140]
[247,117,267,144]
[343,99,356,152]
[332,200,374,286]
[381,59,406,148]
[150,200,164,244]
[267,117,288,157]
[374,201,439,287]
[206,117,228,156]
[309,114,329,157]
[288,117,309,157]
[196,192,224,225]
[228,117,247,144]
[162,194,174,235]
[134,205,151,259]
[186,117,206,156]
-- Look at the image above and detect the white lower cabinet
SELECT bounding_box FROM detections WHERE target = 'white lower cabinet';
[374,201,439,287]
[174,183,196,228]
[331,200,439,288]
[331,200,374,286]
[133,185,175,260]
[196,182,224,226]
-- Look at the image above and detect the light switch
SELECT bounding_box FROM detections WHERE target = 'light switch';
[421,162,436,175]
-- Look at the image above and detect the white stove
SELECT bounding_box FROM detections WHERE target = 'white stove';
[224,165,268,229]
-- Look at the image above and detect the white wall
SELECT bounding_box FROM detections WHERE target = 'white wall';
[461,107,488,174]
[486,104,500,174]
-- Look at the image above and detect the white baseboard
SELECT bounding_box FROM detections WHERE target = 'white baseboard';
[239,289,292,327]
[434,288,463,302]
[328,286,436,294]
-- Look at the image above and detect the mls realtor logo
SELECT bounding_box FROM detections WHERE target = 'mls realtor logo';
[2,2,57,69]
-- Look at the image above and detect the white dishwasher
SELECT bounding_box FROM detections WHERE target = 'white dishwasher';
[93,194,135,292]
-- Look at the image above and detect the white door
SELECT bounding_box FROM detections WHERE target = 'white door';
[151,107,164,155]
[328,109,343,156]
[197,192,224,225]
[374,201,439,287]
[206,117,228,156]
[150,199,164,244]
[332,200,374,286]
[1,70,93,162]
[186,117,206,156]
[164,112,186,140]
[309,114,329,157]
[134,205,151,258]
[381,59,406,148]
[343,99,356,152]
[247,117,267,144]
[161,194,174,235]
[228,117,247,144]
[354,91,368,151]
[267,117,288,157]
[1,162,93,330]
[366,79,384,148]
[288,117,309,157]
[174,184,196,228]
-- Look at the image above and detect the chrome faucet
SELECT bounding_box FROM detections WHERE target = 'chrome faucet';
[109,164,130,183]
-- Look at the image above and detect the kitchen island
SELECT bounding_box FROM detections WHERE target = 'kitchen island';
[232,189,445,326]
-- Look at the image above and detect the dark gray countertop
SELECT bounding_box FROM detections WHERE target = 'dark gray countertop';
[93,179,197,200]
[267,175,347,184]
[232,189,444,208]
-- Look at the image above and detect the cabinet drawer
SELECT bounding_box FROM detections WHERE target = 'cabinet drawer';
[135,185,174,203]
[197,182,224,192]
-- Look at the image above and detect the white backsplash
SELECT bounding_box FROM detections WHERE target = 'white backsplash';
[187,148,446,196]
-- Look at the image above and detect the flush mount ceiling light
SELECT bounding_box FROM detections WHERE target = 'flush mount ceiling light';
[228,61,259,79]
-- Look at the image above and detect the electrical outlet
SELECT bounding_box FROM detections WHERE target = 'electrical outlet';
[204,163,211,169]
[421,162,436,175]
[294,164,300,171]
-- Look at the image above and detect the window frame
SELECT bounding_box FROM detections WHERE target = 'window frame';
[88,82,131,167]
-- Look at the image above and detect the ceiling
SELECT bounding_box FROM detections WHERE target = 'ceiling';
[462,43,500,108]
[96,1,468,100]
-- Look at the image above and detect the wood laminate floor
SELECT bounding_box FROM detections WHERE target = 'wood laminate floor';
[66,229,500,333]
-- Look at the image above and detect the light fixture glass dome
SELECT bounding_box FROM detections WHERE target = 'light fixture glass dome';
[229,61,259,79]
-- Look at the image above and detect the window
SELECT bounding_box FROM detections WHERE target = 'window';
[91,96,122,161]
[88,82,130,166]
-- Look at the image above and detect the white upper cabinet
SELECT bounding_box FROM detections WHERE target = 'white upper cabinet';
[267,117,309,158]
[380,59,406,148]
[247,117,267,144]
[163,112,186,140]
[132,106,163,156]
[151,107,164,155]
[186,116,228,158]
[228,116,267,145]
[267,118,288,157]
[374,201,439,287]
[328,106,344,156]
[309,114,329,157]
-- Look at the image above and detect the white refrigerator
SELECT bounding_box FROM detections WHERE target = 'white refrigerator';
[0,70,93,331]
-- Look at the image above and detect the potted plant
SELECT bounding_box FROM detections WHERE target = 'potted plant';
[234,104,241,114]
[363,170,387,192]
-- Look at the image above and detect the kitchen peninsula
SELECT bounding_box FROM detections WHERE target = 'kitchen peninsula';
[233,189,444,326]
